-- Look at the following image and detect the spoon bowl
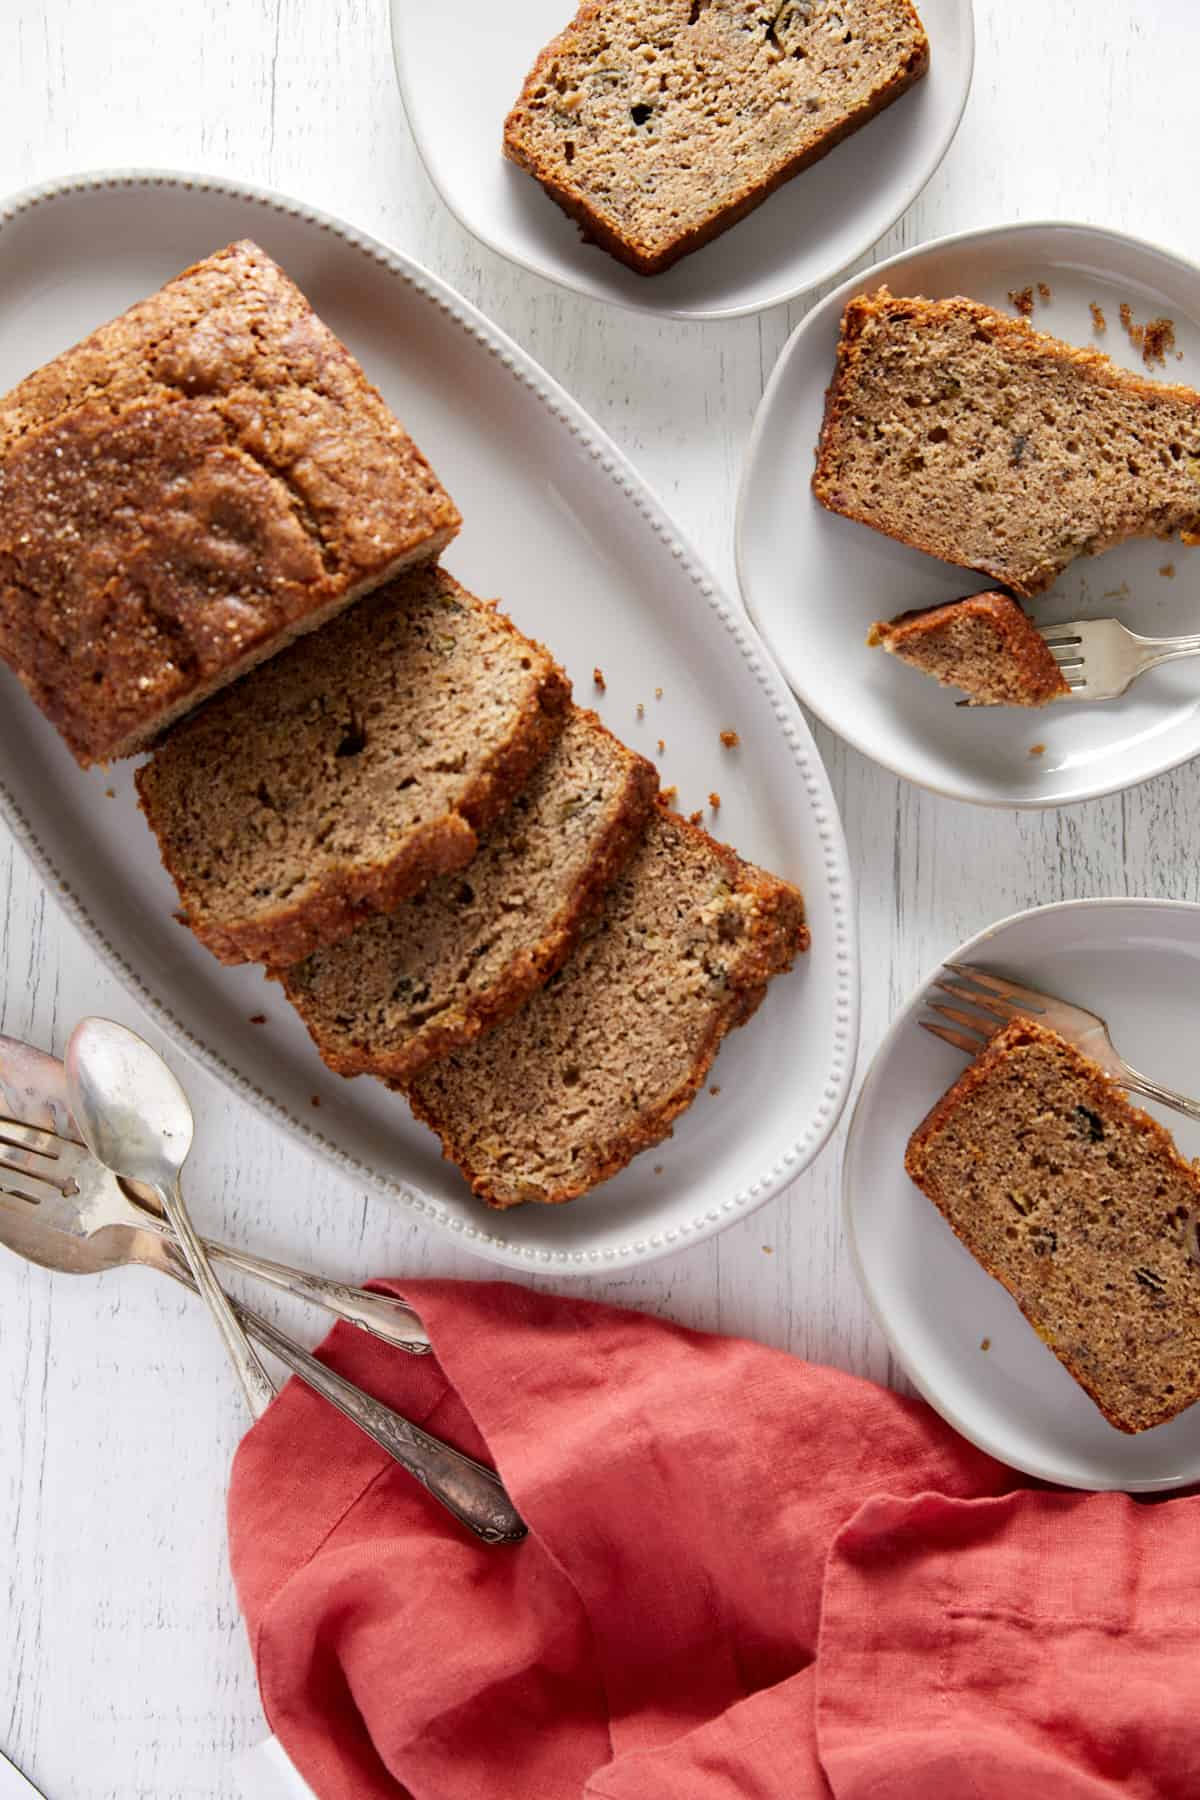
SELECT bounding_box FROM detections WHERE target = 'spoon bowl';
[64,1016,195,1194]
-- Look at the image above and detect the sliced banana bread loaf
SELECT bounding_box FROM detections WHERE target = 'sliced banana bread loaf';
[504,0,928,277]
[814,289,1200,596]
[137,566,570,968]
[279,707,658,1082]
[868,591,1070,705]
[0,240,460,766]
[406,806,808,1208]
[907,1017,1200,1434]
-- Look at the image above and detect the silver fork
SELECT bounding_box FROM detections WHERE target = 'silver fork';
[920,961,1200,1124]
[0,1114,431,1354]
[1038,618,1200,700]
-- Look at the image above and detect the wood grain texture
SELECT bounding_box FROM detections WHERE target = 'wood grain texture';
[2,0,1200,1790]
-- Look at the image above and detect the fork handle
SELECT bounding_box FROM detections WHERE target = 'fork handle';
[1119,1062,1200,1124]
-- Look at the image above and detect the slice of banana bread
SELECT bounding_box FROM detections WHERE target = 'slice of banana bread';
[504,0,928,277]
[137,566,570,968]
[0,240,460,766]
[279,707,658,1082]
[868,591,1070,705]
[907,1017,1200,1433]
[406,806,809,1208]
[814,289,1200,596]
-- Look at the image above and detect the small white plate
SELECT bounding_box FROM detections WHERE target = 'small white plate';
[390,0,974,321]
[738,221,1200,806]
[0,169,856,1276]
[845,897,1200,1492]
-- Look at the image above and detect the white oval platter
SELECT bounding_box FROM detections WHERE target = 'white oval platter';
[738,220,1200,807]
[845,897,1200,1491]
[0,170,857,1274]
[390,0,975,321]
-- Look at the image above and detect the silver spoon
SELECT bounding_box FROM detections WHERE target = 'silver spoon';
[65,1017,276,1418]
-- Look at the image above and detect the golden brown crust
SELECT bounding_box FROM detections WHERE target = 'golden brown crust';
[813,288,1200,597]
[406,803,810,1208]
[503,8,928,277]
[906,1018,1200,1433]
[868,590,1070,705]
[0,240,460,766]
[282,714,660,1080]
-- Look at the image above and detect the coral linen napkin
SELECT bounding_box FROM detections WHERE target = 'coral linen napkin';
[228,1281,1200,1800]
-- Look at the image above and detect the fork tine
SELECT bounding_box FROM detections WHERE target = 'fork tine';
[925,1000,995,1038]
[0,1116,67,1160]
[931,977,1013,1025]
[944,963,1050,1014]
[919,1020,985,1055]
[0,1163,59,1205]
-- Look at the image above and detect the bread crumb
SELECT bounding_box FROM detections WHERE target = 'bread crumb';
[1142,316,1176,367]
[1160,563,1176,579]
[719,728,740,748]
[636,702,645,718]
[710,1084,721,1095]
[688,808,703,825]
[657,738,665,753]
[1037,282,1051,302]
[661,785,677,803]
[655,686,663,699]
[249,1013,267,1025]
[980,1337,991,1352]
[1008,286,1034,318]
[709,791,721,810]
[1117,302,1175,366]
[762,1245,773,1255]
[654,1164,664,1175]
[1089,301,1107,333]
[592,667,606,690]
[1029,743,1045,757]
[311,1095,321,1108]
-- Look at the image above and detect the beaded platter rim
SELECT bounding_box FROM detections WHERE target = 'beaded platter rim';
[0,166,859,1273]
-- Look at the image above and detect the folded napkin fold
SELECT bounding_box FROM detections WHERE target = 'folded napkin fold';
[229,1281,1200,1800]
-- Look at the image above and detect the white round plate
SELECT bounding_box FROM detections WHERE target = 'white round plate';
[845,897,1200,1491]
[390,0,973,321]
[738,221,1200,806]
[0,170,857,1275]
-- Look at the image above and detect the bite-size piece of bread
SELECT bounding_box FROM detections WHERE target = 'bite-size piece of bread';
[868,591,1069,705]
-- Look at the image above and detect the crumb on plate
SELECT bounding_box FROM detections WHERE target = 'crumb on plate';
[762,1245,773,1255]
[1029,744,1045,757]
[311,1095,321,1108]
[709,791,721,810]
[657,738,666,753]
[1037,282,1051,302]
[593,667,606,690]
[1160,563,1176,579]
[719,728,740,748]
[655,686,663,699]
[1089,301,1107,333]
[1008,286,1034,318]
[980,1337,991,1352]
[710,1084,721,1096]
[636,702,645,718]
[249,1013,267,1025]
[104,787,115,799]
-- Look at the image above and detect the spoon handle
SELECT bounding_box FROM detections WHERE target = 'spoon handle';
[158,1244,524,1544]
[157,1179,277,1419]
[238,1303,526,1545]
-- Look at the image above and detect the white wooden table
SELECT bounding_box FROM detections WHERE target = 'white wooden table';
[2,1,1199,1792]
